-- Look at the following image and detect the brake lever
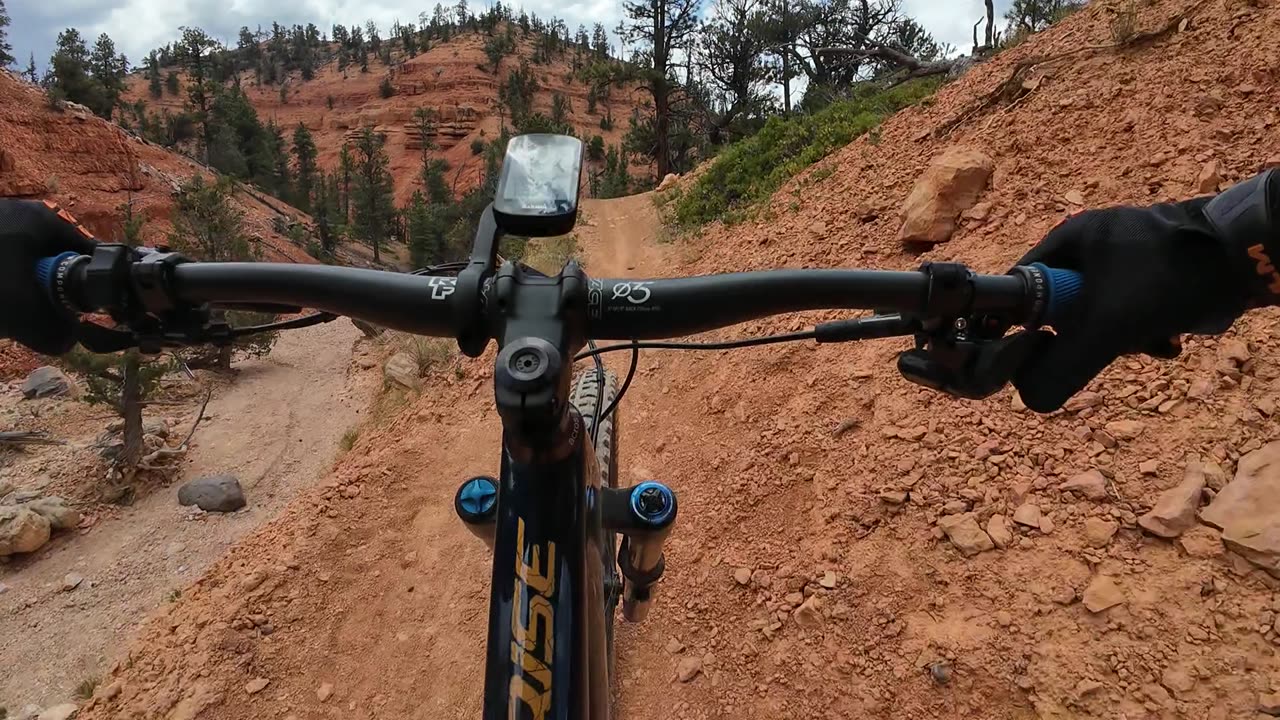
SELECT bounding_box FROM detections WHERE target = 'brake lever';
[898,328,1051,400]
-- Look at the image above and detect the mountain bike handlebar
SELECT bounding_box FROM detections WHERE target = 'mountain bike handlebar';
[36,250,1083,341]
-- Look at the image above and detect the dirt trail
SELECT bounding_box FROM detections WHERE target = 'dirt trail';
[0,319,372,711]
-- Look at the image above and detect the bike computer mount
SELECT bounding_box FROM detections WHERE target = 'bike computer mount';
[455,134,588,452]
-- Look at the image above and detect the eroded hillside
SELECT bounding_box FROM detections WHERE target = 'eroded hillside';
[122,26,645,206]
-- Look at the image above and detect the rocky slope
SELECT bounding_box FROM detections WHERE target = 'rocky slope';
[0,69,316,379]
[57,0,1280,719]
[123,27,645,206]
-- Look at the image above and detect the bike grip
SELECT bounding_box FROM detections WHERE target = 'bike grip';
[1030,262,1083,328]
[35,252,81,305]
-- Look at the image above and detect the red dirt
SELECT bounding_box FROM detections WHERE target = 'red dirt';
[122,27,646,206]
[59,1,1280,719]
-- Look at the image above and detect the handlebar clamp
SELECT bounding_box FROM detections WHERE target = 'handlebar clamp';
[919,262,975,320]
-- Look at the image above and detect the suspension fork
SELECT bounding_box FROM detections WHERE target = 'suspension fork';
[603,481,678,621]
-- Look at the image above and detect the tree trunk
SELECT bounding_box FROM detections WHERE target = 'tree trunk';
[782,53,792,115]
[985,0,995,47]
[120,351,143,469]
[654,77,672,177]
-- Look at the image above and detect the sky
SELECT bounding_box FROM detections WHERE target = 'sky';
[4,0,1014,77]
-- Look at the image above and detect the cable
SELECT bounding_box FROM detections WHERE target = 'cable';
[598,341,638,425]
[587,339,605,445]
[574,330,818,360]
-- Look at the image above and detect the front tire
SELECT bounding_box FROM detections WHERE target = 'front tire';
[569,368,620,682]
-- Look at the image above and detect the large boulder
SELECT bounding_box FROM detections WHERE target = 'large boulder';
[1201,442,1280,575]
[0,506,52,555]
[177,475,246,513]
[384,353,422,390]
[21,366,77,400]
[898,147,995,244]
[24,496,80,531]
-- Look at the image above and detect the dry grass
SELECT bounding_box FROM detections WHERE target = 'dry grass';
[390,334,453,377]
[339,427,360,452]
[74,676,100,700]
[519,234,580,275]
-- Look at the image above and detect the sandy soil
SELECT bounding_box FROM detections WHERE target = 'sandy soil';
[0,319,374,712]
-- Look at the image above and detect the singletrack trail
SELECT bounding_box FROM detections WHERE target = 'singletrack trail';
[0,319,373,711]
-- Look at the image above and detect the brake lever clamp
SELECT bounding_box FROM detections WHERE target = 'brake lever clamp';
[898,328,1049,400]
[897,262,1050,400]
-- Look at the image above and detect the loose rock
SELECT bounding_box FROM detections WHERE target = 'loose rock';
[937,513,995,556]
[1013,503,1042,528]
[1260,692,1280,716]
[676,656,702,682]
[26,496,80,531]
[1161,667,1195,695]
[245,678,270,695]
[1063,391,1103,413]
[62,572,84,591]
[177,475,246,513]
[1138,462,1206,538]
[1105,419,1144,440]
[897,146,994,244]
[317,683,334,702]
[819,570,837,589]
[1060,470,1108,501]
[1201,443,1280,575]
[1197,160,1223,194]
[1083,517,1119,548]
[1083,575,1125,612]
[987,514,1013,549]
[21,366,77,400]
[1177,525,1224,558]
[733,567,751,585]
[1139,459,1160,475]
[794,596,824,628]
[0,506,52,556]
[878,490,908,505]
[384,353,422,390]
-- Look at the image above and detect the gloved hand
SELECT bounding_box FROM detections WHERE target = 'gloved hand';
[1014,193,1257,413]
[0,199,97,355]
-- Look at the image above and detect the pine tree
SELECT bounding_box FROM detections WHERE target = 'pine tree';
[146,51,162,98]
[24,53,38,83]
[338,144,353,223]
[176,27,222,163]
[47,29,107,113]
[350,128,394,263]
[0,0,13,68]
[406,190,447,268]
[89,34,128,117]
[291,122,317,211]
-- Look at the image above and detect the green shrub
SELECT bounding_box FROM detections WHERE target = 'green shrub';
[672,79,941,228]
[470,138,485,155]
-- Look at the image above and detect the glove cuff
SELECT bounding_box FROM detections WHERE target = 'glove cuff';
[1203,169,1280,304]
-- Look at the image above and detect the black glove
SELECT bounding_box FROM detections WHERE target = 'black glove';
[0,199,98,355]
[1014,193,1257,413]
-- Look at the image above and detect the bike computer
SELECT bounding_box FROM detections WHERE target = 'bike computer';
[493,134,583,237]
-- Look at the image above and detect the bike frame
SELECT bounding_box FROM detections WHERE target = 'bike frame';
[482,421,612,720]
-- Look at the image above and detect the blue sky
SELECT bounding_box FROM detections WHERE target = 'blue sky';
[5,0,1014,76]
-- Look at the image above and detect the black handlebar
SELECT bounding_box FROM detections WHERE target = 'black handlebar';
[587,271,1031,339]
[40,251,1068,342]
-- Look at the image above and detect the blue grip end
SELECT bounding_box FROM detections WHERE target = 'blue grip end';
[35,252,80,304]
[1031,262,1083,328]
